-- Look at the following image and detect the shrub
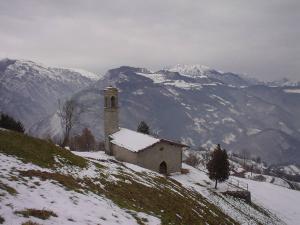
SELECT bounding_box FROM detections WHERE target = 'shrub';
[137,121,150,134]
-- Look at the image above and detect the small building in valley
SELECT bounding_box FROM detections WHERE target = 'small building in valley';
[103,86,187,174]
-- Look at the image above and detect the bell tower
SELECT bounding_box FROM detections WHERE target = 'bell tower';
[103,86,119,155]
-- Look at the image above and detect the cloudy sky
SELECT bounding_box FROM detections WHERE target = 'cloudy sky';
[0,0,299,81]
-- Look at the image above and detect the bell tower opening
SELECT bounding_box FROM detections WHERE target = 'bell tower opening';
[103,87,119,155]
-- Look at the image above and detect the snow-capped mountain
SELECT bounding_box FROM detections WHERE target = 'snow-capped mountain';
[0,58,102,129]
[167,64,262,87]
[30,65,300,165]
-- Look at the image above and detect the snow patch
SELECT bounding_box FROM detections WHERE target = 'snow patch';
[223,133,236,144]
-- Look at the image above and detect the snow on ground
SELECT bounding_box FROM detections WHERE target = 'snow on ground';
[244,172,290,189]
[70,152,300,225]
[284,89,300,94]
[281,165,300,176]
[172,165,285,225]
[236,176,300,225]
[132,89,144,95]
[0,153,160,225]
[246,128,261,136]
[223,133,236,144]
[68,68,102,80]
[66,152,300,225]
[136,72,203,90]
[167,64,210,78]
[3,149,299,225]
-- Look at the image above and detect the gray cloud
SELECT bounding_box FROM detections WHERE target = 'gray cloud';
[0,0,299,81]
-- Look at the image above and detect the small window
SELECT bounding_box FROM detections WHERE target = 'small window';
[159,147,164,151]
[111,96,116,108]
[105,97,108,107]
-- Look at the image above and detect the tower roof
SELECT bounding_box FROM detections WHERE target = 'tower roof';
[104,86,118,91]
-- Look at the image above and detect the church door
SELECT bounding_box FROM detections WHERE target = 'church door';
[159,161,167,174]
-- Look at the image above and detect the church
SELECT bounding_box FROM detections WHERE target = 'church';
[103,86,187,174]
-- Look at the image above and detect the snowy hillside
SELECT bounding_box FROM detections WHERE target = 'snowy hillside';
[1,130,297,225]
[0,58,102,129]
[0,130,237,224]
[31,65,300,165]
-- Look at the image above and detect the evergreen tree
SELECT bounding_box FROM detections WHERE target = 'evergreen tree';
[137,121,150,134]
[0,113,24,133]
[206,144,230,189]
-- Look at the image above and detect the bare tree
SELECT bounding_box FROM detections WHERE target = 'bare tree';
[240,148,250,168]
[70,128,96,151]
[58,99,79,147]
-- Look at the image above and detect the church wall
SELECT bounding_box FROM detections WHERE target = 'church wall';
[137,142,182,174]
[111,144,138,164]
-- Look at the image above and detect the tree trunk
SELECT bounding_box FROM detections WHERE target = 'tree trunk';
[215,179,218,189]
[61,136,69,148]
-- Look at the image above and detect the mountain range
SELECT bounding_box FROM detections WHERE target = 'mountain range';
[1,59,300,165]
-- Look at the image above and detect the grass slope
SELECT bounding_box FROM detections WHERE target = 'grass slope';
[0,130,240,224]
[0,130,87,168]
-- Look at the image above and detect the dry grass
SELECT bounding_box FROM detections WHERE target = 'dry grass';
[22,221,41,225]
[180,168,189,174]
[15,208,57,220]
[19,170,82,192]
[0,181,17,195]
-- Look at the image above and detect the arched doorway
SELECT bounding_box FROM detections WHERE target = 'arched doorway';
[159,161,167,174]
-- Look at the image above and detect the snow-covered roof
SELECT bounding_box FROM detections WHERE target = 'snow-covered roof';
[110,128,188,152]
[110,128,160,152]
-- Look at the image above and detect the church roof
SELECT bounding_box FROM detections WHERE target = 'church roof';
[110,128,160,152]
[110,128,188,152]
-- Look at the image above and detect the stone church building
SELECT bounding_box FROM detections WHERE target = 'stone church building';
[103,86,187,174]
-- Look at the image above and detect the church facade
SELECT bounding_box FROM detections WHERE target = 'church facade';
[103,87,187,174]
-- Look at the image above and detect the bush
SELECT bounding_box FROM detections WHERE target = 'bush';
[137,121,150,134]
[0,113,24,133]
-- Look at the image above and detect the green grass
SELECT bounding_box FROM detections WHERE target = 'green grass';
[15,208,57,220]
[0,130,87,168]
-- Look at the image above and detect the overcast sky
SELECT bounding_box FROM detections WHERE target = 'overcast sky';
[0,0,299,81]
